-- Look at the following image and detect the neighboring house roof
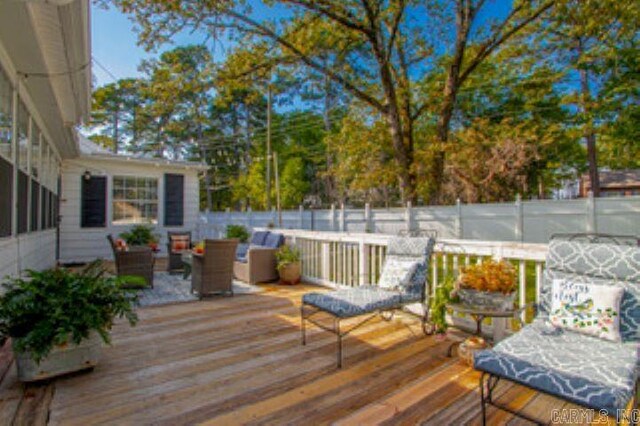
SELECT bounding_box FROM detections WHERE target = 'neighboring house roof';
[77,133,209,171]
[582,170,640,189]
[0,0,91,159]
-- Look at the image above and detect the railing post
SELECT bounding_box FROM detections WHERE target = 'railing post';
[299,205,304,229]
[358,239,369,285]
[364,203,372,233]
[330,203,336,231]
[586,191,596,233]
[405,201,414,233]
[322,242,331,283]
[456,198,463,238]
[340,203,346,232]
[515,194,523,242]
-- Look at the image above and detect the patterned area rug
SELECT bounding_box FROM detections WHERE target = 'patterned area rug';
[137,272,264,307]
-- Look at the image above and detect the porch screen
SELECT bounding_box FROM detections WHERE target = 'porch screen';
[30,180,39,232]
[164,173,184,227]
[17,171,28,234]
[81,176,107,228]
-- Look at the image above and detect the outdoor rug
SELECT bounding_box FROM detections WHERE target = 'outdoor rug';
[137,272,264,307]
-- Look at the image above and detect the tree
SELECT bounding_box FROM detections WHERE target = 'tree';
[108,0,553,204]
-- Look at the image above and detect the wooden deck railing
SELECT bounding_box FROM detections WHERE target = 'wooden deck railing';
[262,229,548,328]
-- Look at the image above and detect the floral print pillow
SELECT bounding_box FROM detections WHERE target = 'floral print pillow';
[378,258,419,292]
[550,279,624,342]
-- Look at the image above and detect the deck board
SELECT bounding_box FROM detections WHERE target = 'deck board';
[0,284,621,425]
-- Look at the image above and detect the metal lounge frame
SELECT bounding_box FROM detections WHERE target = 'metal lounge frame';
[477,233,640,426]
[301,233,437,368]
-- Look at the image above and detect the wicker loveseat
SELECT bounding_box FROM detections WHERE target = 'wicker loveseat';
[233,231,285,285]
[106,235,154,288]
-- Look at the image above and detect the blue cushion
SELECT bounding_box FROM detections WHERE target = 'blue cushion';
[474,319,639,413]
[302,286,403,318]
[236,243,249,262]
[264,233,284,249]
[250,231,270,246]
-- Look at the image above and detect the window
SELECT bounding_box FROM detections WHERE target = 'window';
[0,67,11,162]
[17,100,28,173]
[31,127,40,179]
[113,176,158,224]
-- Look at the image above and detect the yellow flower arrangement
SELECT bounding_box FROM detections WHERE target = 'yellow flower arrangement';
[458,260,517,294]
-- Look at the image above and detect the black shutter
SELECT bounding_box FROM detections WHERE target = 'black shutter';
[48,190,53,229]
[17,171,28,234]
[81,176,106,228]
[164,173,184,227]
[30,180,39,232]
[0,156,11,237]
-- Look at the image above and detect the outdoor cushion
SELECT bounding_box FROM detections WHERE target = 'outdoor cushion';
[250,231,270,246]
[302,286,404,318]
[378,258,419,291]
[550,278,624,342]
[539,239,640,341]
[264,233,284,249]
[236,243,249,262]
[474,319,639,413]
[170,235,190,253]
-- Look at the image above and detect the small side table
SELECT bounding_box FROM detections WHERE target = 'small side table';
[445,302,517,357]
[181,253,193,280]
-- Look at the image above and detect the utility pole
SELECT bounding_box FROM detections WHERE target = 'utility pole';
[274,151,282,227]
[266,77,272,210]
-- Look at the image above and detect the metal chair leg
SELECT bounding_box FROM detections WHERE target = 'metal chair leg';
[336,319,342,369]
[480,372,487,426]
[301,306,306,346]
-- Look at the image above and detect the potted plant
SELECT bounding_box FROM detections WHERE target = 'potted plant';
[120,225,160,250]
[0,261,139,382]
[226,224,250,243]
[454,259,517,310]
[275,245,301,285]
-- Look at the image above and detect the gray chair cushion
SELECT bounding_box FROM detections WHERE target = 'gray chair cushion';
[235,243,249,263]
[474,319,638,413]
[250,231,270,246]
[264,233,284,248]
[302,286,404,318]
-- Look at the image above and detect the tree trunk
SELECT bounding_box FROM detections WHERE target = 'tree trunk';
[579,65,600,197]
[323,72,336,205]
[113,105,120,154]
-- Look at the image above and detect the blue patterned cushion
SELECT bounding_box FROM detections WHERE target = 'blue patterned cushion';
[250,231,270,245]
[378,258,419,291]
[302,286,403,318]
[474,320,639,413]
[264,233,284,248]
[540,240,640,341]
[236,243,249,262]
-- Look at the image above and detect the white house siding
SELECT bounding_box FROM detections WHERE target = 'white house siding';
[59,157,201,263]
[0,231,57,280]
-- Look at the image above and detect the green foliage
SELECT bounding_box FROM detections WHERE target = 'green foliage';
[280,157,310,209]
[275,245,301,270]
[119,225,158,246]
[226,225,250,243]
[0,261,139,362]
[429,276,458,334]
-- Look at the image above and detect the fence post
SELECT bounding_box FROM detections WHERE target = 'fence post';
[405,201,414,233]
[330,203,336,231]
[515,194,523,242]
[364,203,372,233]
[247,206,253,230]
[455,198,463,239]
[299,205,304,229]
[586,191,596,233]
[271,207,277,228]
[358,238,369,285]
[340,203,346,232]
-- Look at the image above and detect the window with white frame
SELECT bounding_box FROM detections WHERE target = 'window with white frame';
[113,176,158,224]
[0,67,11,162]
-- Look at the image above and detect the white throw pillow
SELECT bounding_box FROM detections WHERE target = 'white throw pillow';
[550,278,624,342]
[378,258,419,291]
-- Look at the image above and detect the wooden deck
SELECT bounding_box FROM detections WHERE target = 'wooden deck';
[0,284,616,425]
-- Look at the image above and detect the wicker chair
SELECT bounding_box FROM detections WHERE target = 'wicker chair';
[166,231,192,273]
[191,239,239,298]
[106,235,154,288]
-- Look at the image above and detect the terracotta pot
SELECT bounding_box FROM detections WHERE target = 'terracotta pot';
[14,332,103,382]
[278,262,301,285]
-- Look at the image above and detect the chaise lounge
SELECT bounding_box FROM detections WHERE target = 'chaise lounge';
[474,234,640,424]
[301,236,436,368]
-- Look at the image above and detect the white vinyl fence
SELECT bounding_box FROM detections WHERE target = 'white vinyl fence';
[197,194,640,244]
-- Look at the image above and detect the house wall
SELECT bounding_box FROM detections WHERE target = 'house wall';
[59,157,201,263]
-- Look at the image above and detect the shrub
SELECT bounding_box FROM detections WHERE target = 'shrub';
[120,225,159,246]
[0,261,139,362]
[226,225,250,243]
[458,260,516,294]
[430,276,457,334]
[275,245,301,270]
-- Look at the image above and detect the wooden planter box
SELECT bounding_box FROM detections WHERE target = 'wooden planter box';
[278,262,301,285]
[14,333,103,382]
